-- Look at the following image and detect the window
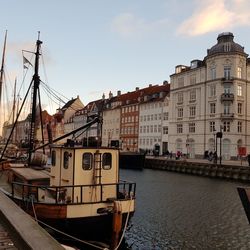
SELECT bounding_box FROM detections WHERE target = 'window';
[210,103,216,114]
[190,106,196,117]
[224,103,231,114]
[63,151,70,169]
[178,77,184,88]
[163,126,168,134]
[189,123,195,133]
[102,153,112,170]
[237,67,242,78]
[238,103,243,114]
[211,68,216,80]
[224,43,231,52]
[177,124,183,134]
[177,92,183,103]
[210,121,215,132]
[223,121,230,132]
[178,108,183,118]
[163,112,168,120]
[224,66,231,80]
[237,85,242,96]
[154,125,157,132]
[51,150,56,166]
[190,74,196,85]
[209,84,216,97]
[238,121,242,133]
[82,153,93,170]
[158,125,161,133]
[224,84,231,94]
[190,89,196,101]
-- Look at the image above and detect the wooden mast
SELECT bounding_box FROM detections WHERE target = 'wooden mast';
[28,34,42,164]
[0,30,7,136]
[12,78,17,142]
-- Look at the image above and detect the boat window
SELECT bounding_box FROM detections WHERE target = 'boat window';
[63,152,70,169]
[51,150,56,166]
[82,153,93,170]
[102,153,112,170]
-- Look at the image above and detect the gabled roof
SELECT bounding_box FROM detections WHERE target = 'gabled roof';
[114,83,170,106]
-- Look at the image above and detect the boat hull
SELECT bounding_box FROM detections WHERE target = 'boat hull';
[7,194,134,246]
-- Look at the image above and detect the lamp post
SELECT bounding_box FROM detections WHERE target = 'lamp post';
[216,127,223,166]
[213,130,216,152]
[186,135,189,159]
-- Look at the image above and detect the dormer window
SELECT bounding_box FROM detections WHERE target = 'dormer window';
[224,43,231,52]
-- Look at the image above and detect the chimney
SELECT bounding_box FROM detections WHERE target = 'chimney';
[109,91,113,99]
[102,93,105,100]
[135,87,139,91]
[149,84,152,87]
[117,90,121,96]
[163,80,168,85]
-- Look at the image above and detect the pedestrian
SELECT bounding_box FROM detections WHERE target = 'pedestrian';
[247,154,250,166]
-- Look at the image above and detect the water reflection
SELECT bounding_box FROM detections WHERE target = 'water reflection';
[121,169,250,249]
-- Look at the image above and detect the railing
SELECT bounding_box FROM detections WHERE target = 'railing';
[221,77,234,84]
[220,113,234,119]
[221,93,234,102]
[11,180,136,205]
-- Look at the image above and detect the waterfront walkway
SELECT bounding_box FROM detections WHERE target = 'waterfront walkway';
[146,155,249,167]
[145,156,250,182]
[0,191,64,250]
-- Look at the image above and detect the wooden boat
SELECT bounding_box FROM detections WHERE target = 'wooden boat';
[0,35,136,249]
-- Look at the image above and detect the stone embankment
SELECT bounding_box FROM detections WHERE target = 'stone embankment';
[145,157,250,182]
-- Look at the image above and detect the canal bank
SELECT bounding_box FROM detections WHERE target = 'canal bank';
[145,156,250,182]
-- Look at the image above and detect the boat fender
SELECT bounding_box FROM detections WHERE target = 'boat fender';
[97,206,113,214]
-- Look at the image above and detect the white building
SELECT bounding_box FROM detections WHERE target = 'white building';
[138,84,170,155]
[169,32,250,159]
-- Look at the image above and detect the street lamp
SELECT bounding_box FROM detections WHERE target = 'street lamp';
[186,135,189,159]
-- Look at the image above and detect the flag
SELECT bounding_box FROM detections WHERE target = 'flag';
[23,56,33,68]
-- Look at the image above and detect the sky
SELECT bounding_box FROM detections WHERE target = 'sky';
[1,0,250,116]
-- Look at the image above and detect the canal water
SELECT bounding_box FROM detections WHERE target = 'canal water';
[121,168,250,250]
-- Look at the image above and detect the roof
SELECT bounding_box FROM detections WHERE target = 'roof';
[206,32,248,57]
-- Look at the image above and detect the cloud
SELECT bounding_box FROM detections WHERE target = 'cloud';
[177,0,250,36]
[111,12,169,38]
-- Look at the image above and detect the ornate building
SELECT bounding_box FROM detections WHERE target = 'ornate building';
[169,32,250,159]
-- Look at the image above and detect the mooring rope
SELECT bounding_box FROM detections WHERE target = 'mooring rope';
[114,196,133,250]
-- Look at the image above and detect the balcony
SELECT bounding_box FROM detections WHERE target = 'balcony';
[221,93,234,102]
[221,77,234,84]
[220,113,234,120]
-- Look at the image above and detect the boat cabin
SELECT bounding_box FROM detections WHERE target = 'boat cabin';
[50,145,119,203]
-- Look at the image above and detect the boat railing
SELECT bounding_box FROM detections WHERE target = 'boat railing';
[11,181,136,205]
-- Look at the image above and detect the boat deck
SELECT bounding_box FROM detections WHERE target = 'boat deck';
[10,167,50,181]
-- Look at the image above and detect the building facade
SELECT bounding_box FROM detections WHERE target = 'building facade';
[169,32,250,159]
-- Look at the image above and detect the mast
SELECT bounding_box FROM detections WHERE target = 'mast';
[12,78,17,142]
[0,30,7,136]
[12,78,17,125]
[28,35,43,164]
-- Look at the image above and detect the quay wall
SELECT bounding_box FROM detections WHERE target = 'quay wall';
[144,158,250,182]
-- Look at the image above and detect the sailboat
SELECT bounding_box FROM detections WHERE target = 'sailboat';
[0,35,136,249]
